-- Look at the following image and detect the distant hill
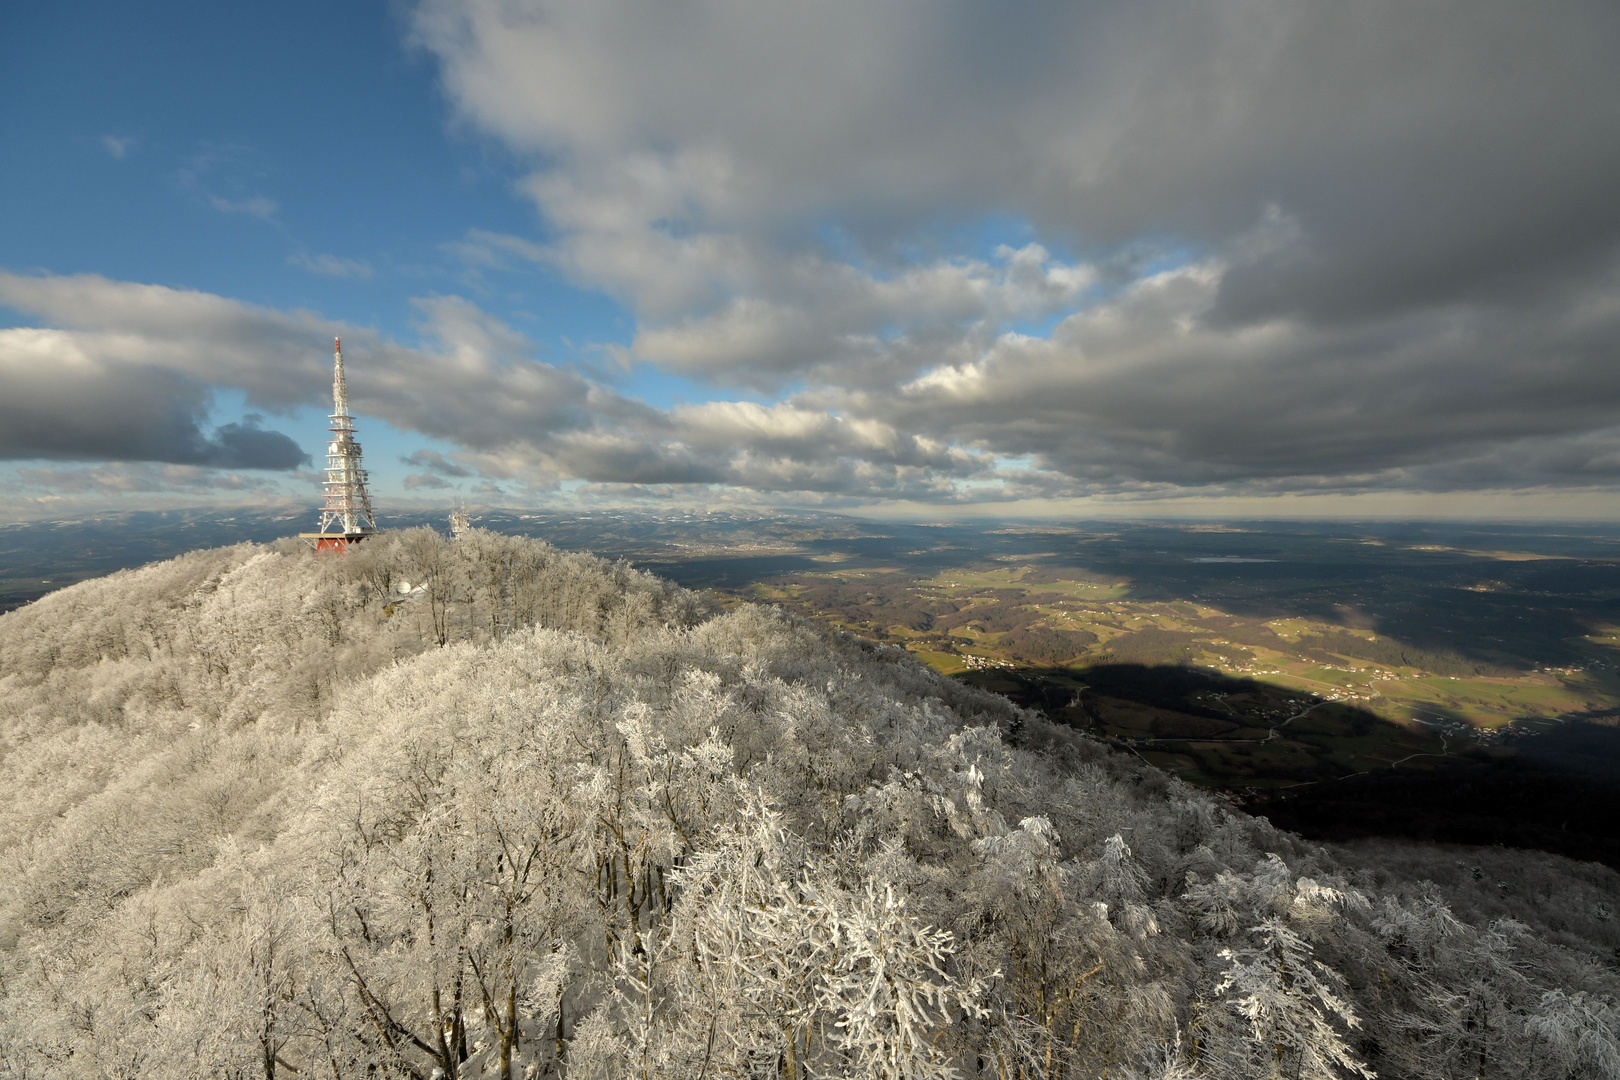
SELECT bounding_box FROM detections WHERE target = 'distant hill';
[0,532,1616,1078]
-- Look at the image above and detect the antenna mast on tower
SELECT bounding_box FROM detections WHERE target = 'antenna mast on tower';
[302,338,377,553]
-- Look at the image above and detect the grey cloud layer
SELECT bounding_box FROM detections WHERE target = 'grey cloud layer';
[0,274,599,465]
[407,0,1620,500]
[9,3,1620,506]
[0,327,307,469]
[7,260,1620,503]
[883,263,1620,490]
[0,272,987,499]
[415,0,1620,302]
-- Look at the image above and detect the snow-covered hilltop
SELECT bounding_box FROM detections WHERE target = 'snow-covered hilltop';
[0,530,1615,1078]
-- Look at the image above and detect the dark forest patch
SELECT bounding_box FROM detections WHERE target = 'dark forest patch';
[1249,741,1620,871]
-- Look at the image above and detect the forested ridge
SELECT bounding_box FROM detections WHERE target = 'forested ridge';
[0,530,1615,1079]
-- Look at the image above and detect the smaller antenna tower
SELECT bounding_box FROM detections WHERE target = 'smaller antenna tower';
[301,338,378,553]
[448,497,472,540]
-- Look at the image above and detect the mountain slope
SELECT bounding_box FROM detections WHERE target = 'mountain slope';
[0,531,1616,1079]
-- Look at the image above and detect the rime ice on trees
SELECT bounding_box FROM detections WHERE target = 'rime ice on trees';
[3,531,1619,1079]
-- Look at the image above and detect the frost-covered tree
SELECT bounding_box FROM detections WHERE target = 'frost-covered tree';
[0,537,1616,1078]
[1526,990,1620,1079]
[1209,917,1372,1080]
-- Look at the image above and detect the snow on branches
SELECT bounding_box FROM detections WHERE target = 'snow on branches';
[0,537,1616,1078]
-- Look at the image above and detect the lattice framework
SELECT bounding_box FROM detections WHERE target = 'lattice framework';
[317,337,376,537]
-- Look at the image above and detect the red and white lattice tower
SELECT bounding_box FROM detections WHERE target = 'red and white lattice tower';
[304,338,376,552]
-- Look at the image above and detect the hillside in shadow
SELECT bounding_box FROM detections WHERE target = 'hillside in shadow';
[960,660,1620,869]
[960,661,1455,786]
[1252,719,1620,869]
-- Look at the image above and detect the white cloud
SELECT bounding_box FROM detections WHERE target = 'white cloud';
[402,448,473,477]
[444,229,550,271]
[176,141,280,222]
[288,252,374,280]
[207,194,278,219]
[100,135,135,159]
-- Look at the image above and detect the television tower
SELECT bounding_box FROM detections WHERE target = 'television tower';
[302,337,377,552]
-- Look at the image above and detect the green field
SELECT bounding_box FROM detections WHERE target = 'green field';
[735,552,1620,790]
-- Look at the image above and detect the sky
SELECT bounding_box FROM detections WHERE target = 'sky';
[3,0,1620,523]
